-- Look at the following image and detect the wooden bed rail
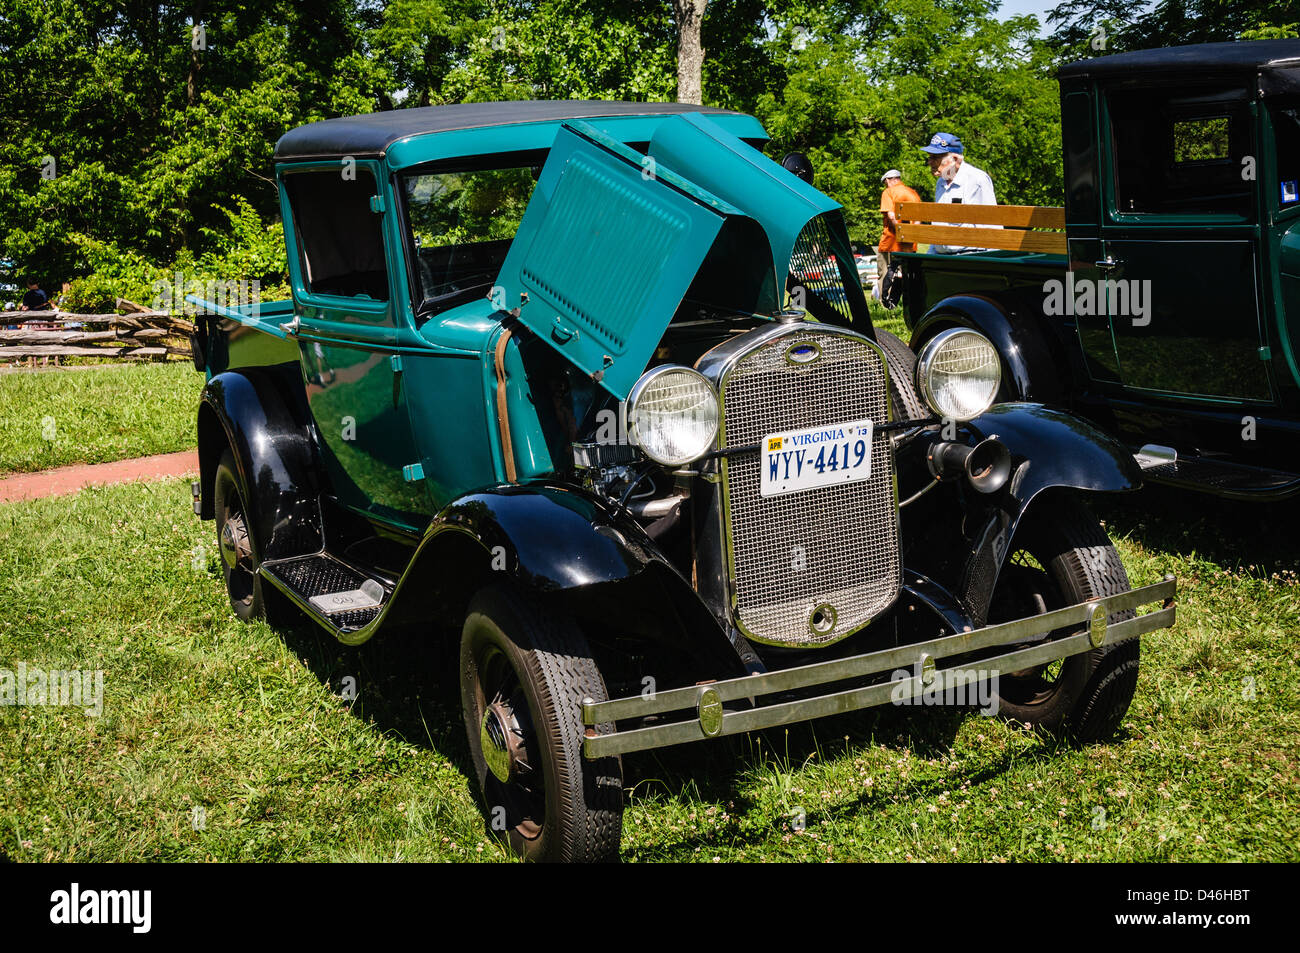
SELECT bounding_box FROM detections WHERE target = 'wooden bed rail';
[896,202,1067,254]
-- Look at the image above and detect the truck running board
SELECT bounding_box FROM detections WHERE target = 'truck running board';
[260,553,392,634]
[581,575,1176,759]
[1137,451,1300,500]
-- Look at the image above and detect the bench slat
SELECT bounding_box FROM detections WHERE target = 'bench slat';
[898,202,1066,229]
[897,223,1067,254]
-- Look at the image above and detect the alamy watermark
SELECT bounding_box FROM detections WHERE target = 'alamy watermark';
[1043,274,1151,327]
[889,661,999,716]
[151,271,261,318]
[50,883,150,933]
[1,663,104,716]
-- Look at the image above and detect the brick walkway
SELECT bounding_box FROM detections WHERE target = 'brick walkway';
[0,450,199,504]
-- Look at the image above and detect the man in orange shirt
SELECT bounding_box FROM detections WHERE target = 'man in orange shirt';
[876,169,920,305]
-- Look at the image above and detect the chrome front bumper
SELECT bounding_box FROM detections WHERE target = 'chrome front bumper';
[581,575,1176,758]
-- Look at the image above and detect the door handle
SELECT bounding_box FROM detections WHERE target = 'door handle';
[1094,257,1123,271]
[279,315,301,338]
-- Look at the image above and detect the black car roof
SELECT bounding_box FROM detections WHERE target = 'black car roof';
[274,100,747,160]
[1058,39,1300,87]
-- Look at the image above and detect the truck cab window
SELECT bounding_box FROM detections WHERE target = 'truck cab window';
[1272,102,1300,208]
[402,165,537,317]
[1108,87,1253,218]
[284,170,389,301]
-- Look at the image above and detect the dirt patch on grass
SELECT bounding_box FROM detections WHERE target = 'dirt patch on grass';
[0,449,198,503]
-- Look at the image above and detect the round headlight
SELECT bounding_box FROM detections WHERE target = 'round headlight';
[627,366,719,466]
[916,328,1001,421]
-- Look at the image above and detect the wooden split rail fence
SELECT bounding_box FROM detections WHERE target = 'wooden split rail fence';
[0,300,193,364]
[897,202,1067,254]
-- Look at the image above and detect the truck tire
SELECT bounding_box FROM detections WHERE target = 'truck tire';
[986,495,1139,742]
[460,584,623,862]
[213,448,294,625]
[875,329,928,421]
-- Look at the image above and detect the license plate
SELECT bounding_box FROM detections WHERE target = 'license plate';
[760,419,873,497]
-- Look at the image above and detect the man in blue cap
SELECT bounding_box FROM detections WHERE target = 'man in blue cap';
[920,132,998,253]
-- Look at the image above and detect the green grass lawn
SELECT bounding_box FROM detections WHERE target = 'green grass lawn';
[866,298,910,341]
[0,363,201,476]
[2,479,1296,862]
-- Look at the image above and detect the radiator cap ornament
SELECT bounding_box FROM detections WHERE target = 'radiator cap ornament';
[784,340,822,365]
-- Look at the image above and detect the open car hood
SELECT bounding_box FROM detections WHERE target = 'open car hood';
[493,115,846,399]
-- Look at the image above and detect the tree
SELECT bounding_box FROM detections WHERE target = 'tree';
[755,0,1063,245]
[673,0,709,104]
[0,0,1072,295]
[1046,0,1298,58]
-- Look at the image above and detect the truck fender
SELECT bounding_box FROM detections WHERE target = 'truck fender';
[197,368,324,561]
[912,294,1065,403]
[956,402,1140,624]
[384,483,750,678]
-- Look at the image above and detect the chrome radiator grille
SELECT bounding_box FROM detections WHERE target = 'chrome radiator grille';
[719,328,901,646]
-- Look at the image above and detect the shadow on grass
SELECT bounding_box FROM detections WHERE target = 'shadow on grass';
[615,702,1089,860]
[258,602,1128,859]
[274,616,473,775]
[261,605,1045,857]
[1091,485,1300,577]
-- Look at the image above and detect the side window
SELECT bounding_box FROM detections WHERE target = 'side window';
[284,170,389,301]
[402,163,539,316]
[1272,101,1300,209]
[1107,86,1253,218]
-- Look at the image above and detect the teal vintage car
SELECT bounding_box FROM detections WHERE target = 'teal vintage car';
[190,100,1176,862]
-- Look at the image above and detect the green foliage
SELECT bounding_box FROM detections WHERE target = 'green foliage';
[1046,0,1299,56]
[756,0,1064,245]
[7,0,1282,289]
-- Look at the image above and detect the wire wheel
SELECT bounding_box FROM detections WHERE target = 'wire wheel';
[460,584,622,862]
[985,496,1140,740]
[212,448,292,624]
[471,643,545,846]
[214,450,260,620]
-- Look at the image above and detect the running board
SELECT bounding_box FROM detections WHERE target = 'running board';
[260,553,392,634]
[1135,448,1300,500]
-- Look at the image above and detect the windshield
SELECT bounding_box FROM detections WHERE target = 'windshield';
[401,161,540,317]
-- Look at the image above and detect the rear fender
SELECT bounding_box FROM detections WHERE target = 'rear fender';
[197,368,323,560]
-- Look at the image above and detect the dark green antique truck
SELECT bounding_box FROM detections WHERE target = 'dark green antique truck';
[189,101,1175,861]
[899,40,1300,499]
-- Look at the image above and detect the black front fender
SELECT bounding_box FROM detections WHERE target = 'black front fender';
[913,294,1066,403]
[973,403,1140,502]
[956,403,1140,624]
[383,483,749,679]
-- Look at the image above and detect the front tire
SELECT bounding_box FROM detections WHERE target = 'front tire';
[460,585,623,862]
[987,496,1139,742]
[875,329,928,421]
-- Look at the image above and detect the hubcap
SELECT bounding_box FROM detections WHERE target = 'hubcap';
[217,483,256,609]
[218,517,249,569]
[481,699,527,784]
